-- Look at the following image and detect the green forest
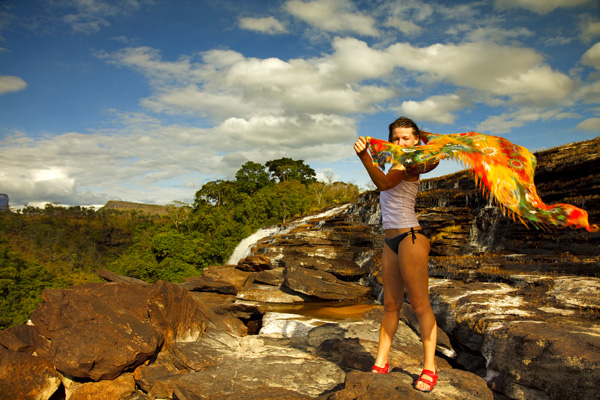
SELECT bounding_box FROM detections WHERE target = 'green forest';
[0,158,360,329]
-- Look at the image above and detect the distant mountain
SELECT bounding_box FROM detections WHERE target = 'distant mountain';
[0,194,9,211]
[99,200,169,216]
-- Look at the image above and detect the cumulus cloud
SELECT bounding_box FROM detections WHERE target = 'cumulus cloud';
[494,0,594,15]
[239,16,287,34]
[582,42,600,69]
[576,117,600,132]
[477,108,579,134]
[0,75,27,94]
[385,41,575,105]
[285,0,380,37]
[398,94,468,124]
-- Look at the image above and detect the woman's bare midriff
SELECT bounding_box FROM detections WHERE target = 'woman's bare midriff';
[384,227,422,239]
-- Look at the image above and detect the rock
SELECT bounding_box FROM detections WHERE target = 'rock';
[283,255,366,278]
[69,372,137,400]
[253,267,285,286]
[428,274,600,398]
[283,265,371,301]
[180,265,252,294]
[156,331,346,398]
[0,346,61,400]
[484,321,600,400]
[97,268,151,286]
[237,254,274,272]
[134,351,188,398]
[319,370,428,400]
[237,283,312,303]
[30,282,164,380]
[319,368,493,400]
[20,280,208,380]
[548,276,600,310]
[146,280,208,349]
[0,323,48,354]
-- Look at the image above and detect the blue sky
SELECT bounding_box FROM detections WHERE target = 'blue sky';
[1,0,599,208]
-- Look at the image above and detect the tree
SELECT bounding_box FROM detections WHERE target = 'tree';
[194,180,236,207]
[234,161,272,196]
[265,158,317,185]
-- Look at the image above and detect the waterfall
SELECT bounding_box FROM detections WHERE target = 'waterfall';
[227,204,351,265]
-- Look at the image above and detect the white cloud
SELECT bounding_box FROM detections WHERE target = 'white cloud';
[386,41,575,105]
[285,0,380,37]
[0,75,27,94]
[398,94,468,124]
[55,0,150,33]
[494,0,594,15]
[239,16,287,34]
[576,117,600,132]
[477,108,579,134]
[582,42,600,70]
[578,16,600,43]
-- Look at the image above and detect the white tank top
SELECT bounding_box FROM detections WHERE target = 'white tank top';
[380,179,420,230]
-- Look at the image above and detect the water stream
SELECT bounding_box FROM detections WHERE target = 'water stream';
[227,204,352,265]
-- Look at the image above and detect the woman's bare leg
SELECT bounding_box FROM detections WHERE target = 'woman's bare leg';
[373,243,405,371]
[397,234,437,390]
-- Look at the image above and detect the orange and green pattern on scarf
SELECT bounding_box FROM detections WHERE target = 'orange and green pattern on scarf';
[366,132,598,232]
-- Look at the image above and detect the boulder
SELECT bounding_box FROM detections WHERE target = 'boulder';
[30,282,164,380]
[18,280,208,381]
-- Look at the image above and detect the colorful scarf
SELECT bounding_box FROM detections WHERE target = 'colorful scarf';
[367,132,598,232]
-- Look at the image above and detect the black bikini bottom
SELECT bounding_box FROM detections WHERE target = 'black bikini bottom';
[384,227,424,254]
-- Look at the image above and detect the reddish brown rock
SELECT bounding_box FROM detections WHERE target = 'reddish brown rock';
[68,372,137,400]
[30,282,163,380]
[147,280,208,349]
[180,265,252,294]
[237,254,273,272]
[0,346,61,400]
[0,323,48,354]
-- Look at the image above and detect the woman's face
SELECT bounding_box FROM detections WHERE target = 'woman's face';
[391,127,419,147]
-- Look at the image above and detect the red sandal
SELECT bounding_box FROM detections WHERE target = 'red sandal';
[371,362,389,374]
[415,369,438,392]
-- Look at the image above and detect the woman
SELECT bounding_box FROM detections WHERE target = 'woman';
[353,116,438,392]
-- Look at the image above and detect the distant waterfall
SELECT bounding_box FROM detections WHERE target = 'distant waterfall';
[227,204,351,265]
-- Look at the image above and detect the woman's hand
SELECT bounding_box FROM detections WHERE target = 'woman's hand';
[354,136,369,158]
